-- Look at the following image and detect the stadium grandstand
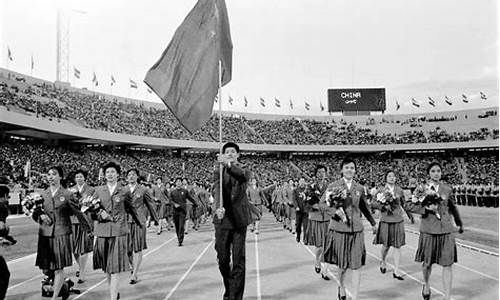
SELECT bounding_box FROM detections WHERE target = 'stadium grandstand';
[0,68,498,200]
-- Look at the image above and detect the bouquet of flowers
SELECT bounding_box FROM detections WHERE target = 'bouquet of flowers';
[21,192,52,225]
[81,195,113,222]
[411,185,441,220]
[325,186,350,225]
[375,187,396,215]
[305,183,322,206]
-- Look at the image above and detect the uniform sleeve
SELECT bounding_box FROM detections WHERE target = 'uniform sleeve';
[226,164,250,183]
[359,191,376,226]
[144,189,158,223]
[447,190,463,227]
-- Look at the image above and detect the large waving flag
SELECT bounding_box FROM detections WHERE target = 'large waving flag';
[144,0,233,134]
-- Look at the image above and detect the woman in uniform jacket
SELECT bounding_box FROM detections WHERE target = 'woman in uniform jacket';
[91,162,142,300]
[69,169,95,283]
[323,158,377,300]
[372,170,409,280]
[126,169,158,285]
[407,162,464,300]
[33,166,90,300]
[303,165,331,281]
[246,177,267,234]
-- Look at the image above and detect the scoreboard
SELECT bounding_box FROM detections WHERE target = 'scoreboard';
[328,88,386,112]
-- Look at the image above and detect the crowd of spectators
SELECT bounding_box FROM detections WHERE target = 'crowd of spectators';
[1,140,497,193]
[0,79,498,145]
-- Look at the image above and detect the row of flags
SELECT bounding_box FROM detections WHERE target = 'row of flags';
[215,95,325,111]
[397,93,488,110]
[74,67,145,90]
[6,46,35,71]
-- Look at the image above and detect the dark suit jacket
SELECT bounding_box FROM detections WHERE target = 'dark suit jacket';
[35,187,90,237]
[212,163,252,229]
[170,187,196,213]
[293,185,308,212]
[91,184,141,237]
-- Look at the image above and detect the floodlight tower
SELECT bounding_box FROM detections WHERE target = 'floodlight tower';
[56,8,70,83]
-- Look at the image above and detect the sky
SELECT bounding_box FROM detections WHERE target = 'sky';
[0,0,498,116]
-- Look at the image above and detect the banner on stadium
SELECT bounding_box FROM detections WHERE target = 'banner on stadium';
[327,88,386,112]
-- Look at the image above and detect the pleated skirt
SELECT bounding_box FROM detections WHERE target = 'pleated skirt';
[249,203,262,221]
[72,224,94,255]
[373,221,406,248]
[35,234,73,271]
[128,223,147,253]
[156,202,166,219]
[324,230,366,270]
[415,232,457,266]
[304,220,329,247]
[93,235,129,274]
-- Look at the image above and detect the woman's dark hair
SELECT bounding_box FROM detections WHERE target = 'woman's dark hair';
[314,165,327,175]
[103,162,121,175]
[426,162,442,175]
[48,166,64,178]
[385,170,396,181]
[126,168,140,178]
[222,142,240,154]
[340,158,356,171]
[74,169,88,180]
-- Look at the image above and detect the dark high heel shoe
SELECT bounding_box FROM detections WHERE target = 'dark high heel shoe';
[321,273,330,281]
[314,264,321,274]
[337,287,346,300]
[379,266,386,274]
[393,273,404,280]
[421,285,431,300]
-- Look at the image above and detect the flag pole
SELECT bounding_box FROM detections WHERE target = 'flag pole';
[218,59,224,213]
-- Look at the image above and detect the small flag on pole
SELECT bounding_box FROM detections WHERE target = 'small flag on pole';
[396,100,400,111]
[462,94,468,103]
[73,67,81,79]
[305,101,310,111]
[411,98,420,108]
[444,96,453,106]
[92,72,98,86]
[7,47,13,61]
[275,98,281,108]
[228,95,234,105]
[130,79,138,88]
[480,91,487,100]
[428,96,435,107]
[320,102,325,111]
[111,75,116,86]
[147,88,152,94]
[244,97,248,107]
[289,99,293,110]
[260,97,265,107]
[144,0,233,134]
[31,55,34,71]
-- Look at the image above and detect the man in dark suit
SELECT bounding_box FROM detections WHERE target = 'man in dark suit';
[169,177,196,246]
[213,142,252,300]
[0,184,12,300]
[293,177,309,243]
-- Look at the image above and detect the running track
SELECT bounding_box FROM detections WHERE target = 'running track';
[5,213,499,300]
